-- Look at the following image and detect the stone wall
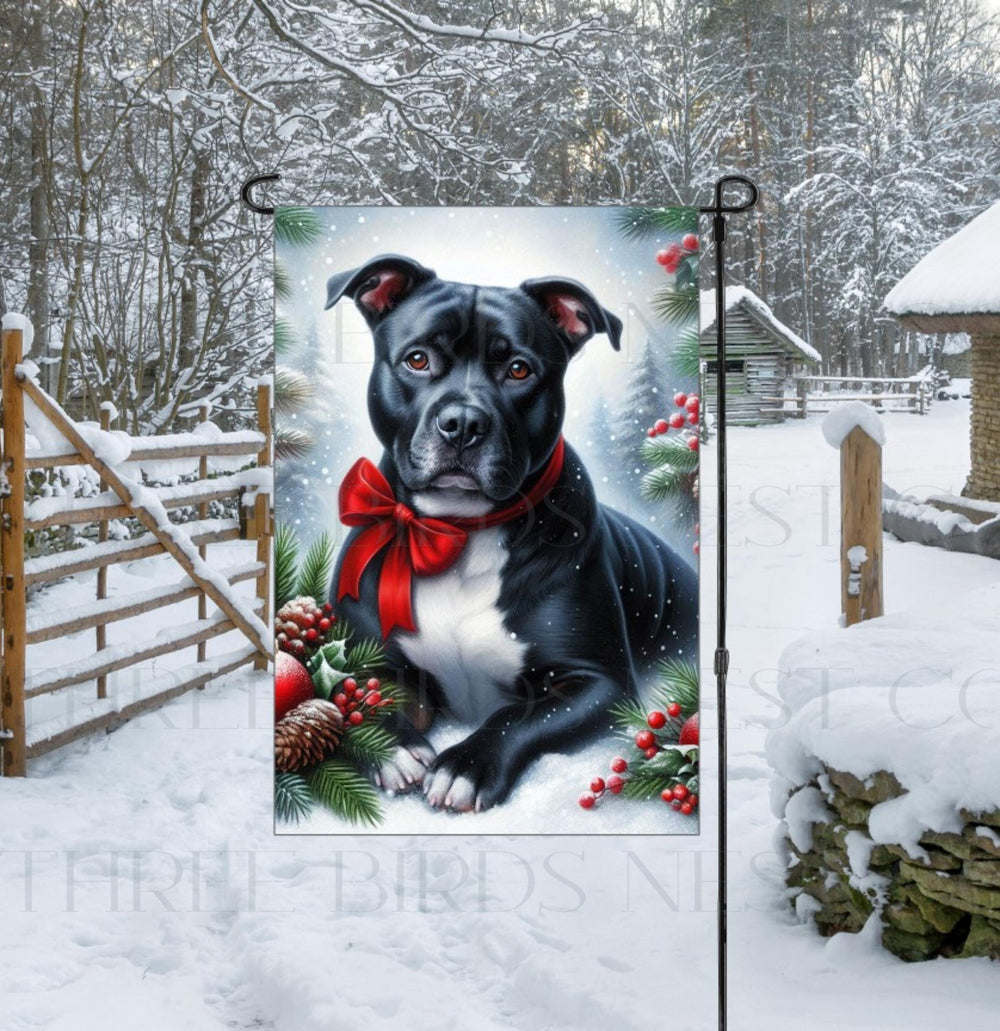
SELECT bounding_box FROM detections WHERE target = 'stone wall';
[786,765,1000,962]
[966,334,1000,502]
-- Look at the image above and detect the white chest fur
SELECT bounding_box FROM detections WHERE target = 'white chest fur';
[396,528,527,726]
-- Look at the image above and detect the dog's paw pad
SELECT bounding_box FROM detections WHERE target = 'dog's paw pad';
[377,746,433,795]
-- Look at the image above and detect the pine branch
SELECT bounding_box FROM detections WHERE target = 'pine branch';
[346,637,387,675]
[669,324,702,380]
[275,426,315,461]
[309,759,383,827]
[275,206,323,247]
[274,522,300,610]
[275,315,295,355]
[611,697,649,734]
[338,722,396,768]
[615,207,699,239]
[655,659,700,714]
[274,264,293,304]
[621,747,694,800]
[297,532,335,603]
[640,434,700,472]
[275,771,313,824]
[641,464,689,504]
[652,285,699,326]
[275,366,315,414]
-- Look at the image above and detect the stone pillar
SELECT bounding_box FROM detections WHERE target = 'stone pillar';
[964,334,1000,502]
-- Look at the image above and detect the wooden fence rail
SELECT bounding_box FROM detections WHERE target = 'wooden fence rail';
[0,325,273,776]
[762,374,931,419]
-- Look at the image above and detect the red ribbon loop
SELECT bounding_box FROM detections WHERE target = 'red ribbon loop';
[337,438,565,638]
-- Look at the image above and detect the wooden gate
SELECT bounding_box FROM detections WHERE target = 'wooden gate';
[0,325,273,776]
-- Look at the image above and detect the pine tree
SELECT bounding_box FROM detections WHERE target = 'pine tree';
[613,340,667,499]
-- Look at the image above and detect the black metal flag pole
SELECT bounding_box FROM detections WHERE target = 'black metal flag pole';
[700,174,760,1031]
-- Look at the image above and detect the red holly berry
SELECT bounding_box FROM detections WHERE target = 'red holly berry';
[322,602,334,615]
[343,677,358,694]
[275,651,315,720]
[655,248,671,266]
[693,541,700,556]
[669,412,685,429]
[364,691,382,706]
[673,392,688,408]
[366,678,381,691]
[679,713,700,746]
[688,412,699,425]
[682,233,699,251]
[579,792,596,809]
[349,711,364,726]
[591,777,606,794]
[654,419,668,435]
[305,628,318,642]
[671,799,683,811]
[685,395,700,414]
[333,692,348,709]
[611,757,628,773]
[607,774,625,794]
[318,618,331,632]
[689,795,699,808]
[635,730,655,750]
[666,702,682,718]
[647,710,667,729]
[644,746,659,759]
[687,436,699,451]
[661,788,674,803]
[681,802,694,816]
[347,702,358,713]
[672,784,689,801]
[659,243,685,274]
[647,427,657,438]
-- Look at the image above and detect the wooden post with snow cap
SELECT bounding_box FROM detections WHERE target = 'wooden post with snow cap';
[823,402,885,627]
[1,322,27,775]
[253,378,272,672]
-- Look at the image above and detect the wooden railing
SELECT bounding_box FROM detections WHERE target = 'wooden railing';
[762,375,932,419]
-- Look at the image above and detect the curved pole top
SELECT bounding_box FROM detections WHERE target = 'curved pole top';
[700,174,759,215]
[241,172,281,215]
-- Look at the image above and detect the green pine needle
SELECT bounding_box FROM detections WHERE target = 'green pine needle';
[274,522,300,610]
[346,637,386,675]
[669,324,702,380]
[621,747,693,800]
[275,206,323,247]
[297,532,335,604]
[615,207,699,239]
[641,464,688,503]
[655,659,700,714]
[275,426,315,462]
[274,318,296,359]
[275,771,314,824]
[275,366,314,414]
[640,434,700,472]
[611,697,650,734]
[338,722,396,768]
[309,759,383,827]
[653,285,699,326]
[274,263,293,304]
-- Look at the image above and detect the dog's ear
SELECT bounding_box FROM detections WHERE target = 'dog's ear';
[325,255,436,326]
[519,278,623,353]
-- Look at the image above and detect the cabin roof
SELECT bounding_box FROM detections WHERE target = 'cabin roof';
[700,286,820,363]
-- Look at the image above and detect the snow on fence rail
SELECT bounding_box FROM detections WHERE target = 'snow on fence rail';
[762,374,932,419]
[0,323,273,776]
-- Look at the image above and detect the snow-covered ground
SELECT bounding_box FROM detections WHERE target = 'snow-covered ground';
[2,396,997,1030]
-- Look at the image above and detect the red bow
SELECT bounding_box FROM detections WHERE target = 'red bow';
[337,438,566,638]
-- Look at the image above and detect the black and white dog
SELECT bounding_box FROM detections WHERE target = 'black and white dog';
[326,255,697,813]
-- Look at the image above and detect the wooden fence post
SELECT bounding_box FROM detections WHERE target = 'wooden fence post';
[197,401,211,666]
[96,405,111,699]
[254,379,272,672]
[840,424,884,626]
[1,326,27,776]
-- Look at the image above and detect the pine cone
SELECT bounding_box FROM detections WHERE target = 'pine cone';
[275,698,344,772]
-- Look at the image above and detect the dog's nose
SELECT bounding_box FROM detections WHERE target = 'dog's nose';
[436,403,491,451]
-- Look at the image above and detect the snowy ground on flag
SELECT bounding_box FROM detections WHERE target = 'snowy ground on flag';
[2,395,997,1030]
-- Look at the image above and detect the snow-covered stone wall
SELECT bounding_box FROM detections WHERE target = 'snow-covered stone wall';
[967,335,1000,502]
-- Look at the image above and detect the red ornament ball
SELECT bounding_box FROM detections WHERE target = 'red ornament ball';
[681,802,694,816]
[669,412,686,429]
[687,436,699,451]
[672,784,689,801]
[647,427,657,438]
[682,233,699,251]
[635,730,655,750]
[685,395,700,414]
[688,412,699,425]
[579,792,596,810]
[607,774,625,794]
[647,710,667,729]
[275,651,315,720]
[673,392,688,408]
[611,757,628,773]
[591,777,606,794]
[654,419,669,434]
[679,713,700,746]
[661,788,674,803]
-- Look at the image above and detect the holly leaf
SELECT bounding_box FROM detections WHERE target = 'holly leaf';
[307,638,350,699]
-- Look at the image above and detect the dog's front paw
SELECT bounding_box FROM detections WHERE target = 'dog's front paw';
[423,737,512,813]
[374,742,436,795]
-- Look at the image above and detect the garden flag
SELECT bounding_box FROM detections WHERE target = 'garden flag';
[272,207,702,834]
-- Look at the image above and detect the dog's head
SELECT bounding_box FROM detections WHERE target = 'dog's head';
[325,254,622,514]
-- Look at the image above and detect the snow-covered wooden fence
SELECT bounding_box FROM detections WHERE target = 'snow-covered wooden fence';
[0,324,273,776]
[763,375,931,419]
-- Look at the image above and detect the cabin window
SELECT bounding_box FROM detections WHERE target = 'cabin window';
[705,360,746,374]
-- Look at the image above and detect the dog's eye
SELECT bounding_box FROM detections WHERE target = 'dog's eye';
[404,350,430,372]
[507,360,531,381]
